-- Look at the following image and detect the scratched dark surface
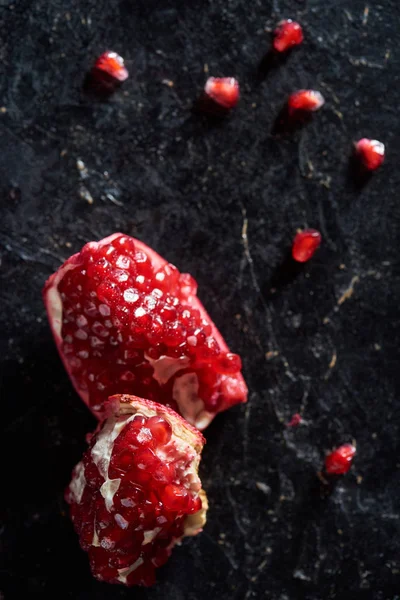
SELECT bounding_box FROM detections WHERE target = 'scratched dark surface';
[1,0,400,598]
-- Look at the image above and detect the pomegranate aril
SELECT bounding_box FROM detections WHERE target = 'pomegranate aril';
[204,77,240,109]
[288,90,325,113]
[160,484,190,512]
[112,448,136,472]
[292,229,321,263]
[179,273,198,298]
[135,448,159,470]
[273,19,304,52]
[147,416,173,446]
[93,51,129,82]
[354,138,385,171]
[152,462,176,484]
[215,352,242,374]
[96,280,119,304]
[325,443,356,475]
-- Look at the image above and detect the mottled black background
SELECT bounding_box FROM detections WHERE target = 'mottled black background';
[1,0,400,598]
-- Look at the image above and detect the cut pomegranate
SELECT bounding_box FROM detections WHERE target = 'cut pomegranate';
[292,229,321,263]
[93,51,129,82]
[204,77,240,109]
[65,394,208,586]
[354,138,385,171]
[43,233,247,429]
[325,443,356,475]
[288,90,325,114]
[273,19,304,53]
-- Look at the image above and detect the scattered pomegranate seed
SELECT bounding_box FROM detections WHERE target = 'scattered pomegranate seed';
[286,413,302,427]
[288,90,325,113]
[354,138,385,171]
[93,51,129,82]
[273,19,304,53]
[325,443,356,475]
[292,229,321,263]
[66,395,208,587]
[204,77,240,109]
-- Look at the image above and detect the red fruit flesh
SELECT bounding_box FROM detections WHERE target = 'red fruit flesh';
[204,77,240,109]
[273,19,304,53]
[292,229,321,263]
[325,443,356,475]
[93,51,129,82]
[43,233,247,429]
[354,138,385,171]
[66,395,207,586]
[288,90,325,113]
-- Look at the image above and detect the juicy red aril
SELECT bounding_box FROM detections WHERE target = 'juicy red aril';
[66,395,207,587]
[288,90,325,113]
[354,138,385,171]
[325,443,356,475]
[204,77,240,109]
[93,51,129,82]
[215,353,242,374]
[43,233,247,430]
[292,229,321,263]
[273,19,304,53]
[286,413,302,427]
[160,484,189,511]
[147,416,172,445]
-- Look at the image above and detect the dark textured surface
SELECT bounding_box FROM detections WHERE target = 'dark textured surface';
[1,1,400,598]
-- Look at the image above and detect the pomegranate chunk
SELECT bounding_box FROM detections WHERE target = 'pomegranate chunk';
[43,233,247,429]
[93,51,129,82]
[273,19,304,53]
[354,138,385,171]
[292,229,321,263]
[325,443,356,475]
[288,90,325,113]
[66,395,208,586]
[204,77,240,109]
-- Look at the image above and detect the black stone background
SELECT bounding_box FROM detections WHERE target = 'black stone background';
[1,0,399,598]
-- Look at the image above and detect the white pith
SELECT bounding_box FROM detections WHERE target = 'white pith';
[144,353,190,385]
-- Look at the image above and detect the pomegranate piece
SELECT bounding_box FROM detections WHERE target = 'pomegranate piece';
[43,233,247,429]
[292,229,321,263]
[288,90,325,114]
[66,395,208,586]
[93,51,129,82]
[204,77,240,109]
[325,443,356,475]
[273,19,304,53]
[354,138,385,171]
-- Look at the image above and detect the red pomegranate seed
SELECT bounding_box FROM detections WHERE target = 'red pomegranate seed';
[286,413,302,427]
[325,443,356,475]
[147,416,173,445]
[354,138,385,171]
[273,19,304,53]
[94,51,129,82]
[160,484,190,511]
[292,229,321,263]
[65,395,208,587]
[215,353,242,374]
[204,77,240,109]
[288,90,325,113]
